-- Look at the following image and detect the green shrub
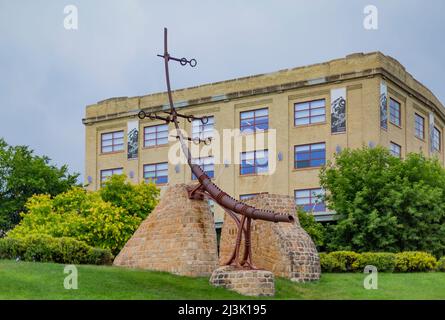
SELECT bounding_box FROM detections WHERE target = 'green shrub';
[297,210,326,248]
[352,252,395,272]
[87,248,114,265]
[0,235,113,265]
[437,257,445,272]
[394,252,437,272]
[328,251,360,272]
[321,251,439,273]
[319,253,342,272]
[0,237,25,260]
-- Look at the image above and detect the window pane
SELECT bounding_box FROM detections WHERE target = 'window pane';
[295,118,309,125]
[295,102,309,111]
[240,111,254,119]
[311,108,325,116]
[311,158,325,167]
[102,146,112,153]
[311,115,326,123]
[295,110,310,118]
[297,160,310,168]
[255,108,268,117]
[113,131,124,138]
[296,145,310,152]
[296,152,310,161]
[145,126,156,134]
[311,143,325,151]
[296,190,310,198]
[311,99,325,108]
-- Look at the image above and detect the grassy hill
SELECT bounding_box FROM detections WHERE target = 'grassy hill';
[0,259,444,300]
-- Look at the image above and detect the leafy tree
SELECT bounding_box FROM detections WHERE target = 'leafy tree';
[320,146,445,257]
[297,209,326,248]
[0,138,79,231]
[8,176,159,254]
[99,174,159,219]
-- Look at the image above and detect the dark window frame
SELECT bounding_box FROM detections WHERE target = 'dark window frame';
[414,113,425,139]
[143,124,169,148]
[294,188,326,212]
[192,116,214,140]
[294,99,326,126]
[101,130,124,153]
[294,142,326,169]
[100,168,123,186]
[389,98,401,127]
[240,149,269,175]
[239,193,260,200]
[390,141,402,158]
[240,108,269,133]
[143,162,168,185]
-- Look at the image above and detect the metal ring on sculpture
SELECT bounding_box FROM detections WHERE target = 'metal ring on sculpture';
[137,110,146,120]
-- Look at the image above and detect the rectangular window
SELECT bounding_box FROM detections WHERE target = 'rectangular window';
[414,113,425,139]
[100,168,123,185]
[192,116,214,140]
[240,193,260,200]
[390,142,402,158]
[433,127,441,151]
[295,188,325,212]
[294,143,326,169]
[240,108,268,133]
[389,98,401,127]
[192,156,214,180]
[143,162,168,185]
[294,99,326,126]
[101,130,124,153]
[144,124,168,147]
[240,150,269,175]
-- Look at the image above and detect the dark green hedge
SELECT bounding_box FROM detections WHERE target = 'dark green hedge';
[0,235,113,265]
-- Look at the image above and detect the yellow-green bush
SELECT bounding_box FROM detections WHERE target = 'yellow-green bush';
[351,252,395,272]
[320,251,439,273]
[437,257,445,272]
[394,252,437,272]
[328,251,360,272]
[7,187,149,254]
[319,253,343,272]
[0,235,113,265]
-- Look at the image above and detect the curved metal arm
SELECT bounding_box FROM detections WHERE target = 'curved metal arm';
[158,28,293,225]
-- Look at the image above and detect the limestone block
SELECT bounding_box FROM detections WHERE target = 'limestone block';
[210,266,275,296]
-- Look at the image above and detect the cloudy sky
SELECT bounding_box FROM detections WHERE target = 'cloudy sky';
[0,0,444,180]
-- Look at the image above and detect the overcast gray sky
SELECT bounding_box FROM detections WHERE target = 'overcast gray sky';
[0,0,444,180]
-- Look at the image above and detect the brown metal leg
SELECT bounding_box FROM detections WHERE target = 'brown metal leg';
[240,217,257,269]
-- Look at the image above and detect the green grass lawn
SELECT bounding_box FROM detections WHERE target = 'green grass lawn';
[0,259,444,300]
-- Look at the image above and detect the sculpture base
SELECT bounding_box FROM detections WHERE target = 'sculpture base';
[209,266,275,297]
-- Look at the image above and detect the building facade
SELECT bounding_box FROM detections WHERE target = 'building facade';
[83,52,445,227]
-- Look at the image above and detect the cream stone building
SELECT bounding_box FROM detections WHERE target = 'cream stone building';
[83,52,445,230]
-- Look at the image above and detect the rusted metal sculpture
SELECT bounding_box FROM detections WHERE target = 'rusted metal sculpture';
[138,28,294,269]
